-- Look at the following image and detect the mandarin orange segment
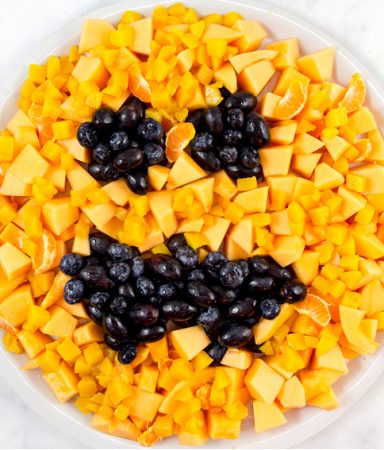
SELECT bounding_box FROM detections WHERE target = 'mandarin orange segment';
[273,80,308,120]
[340,73,366,113]
[128,63,151,103]
[32,229,58,274]
[165,122,196,162]
[293,292,331,327]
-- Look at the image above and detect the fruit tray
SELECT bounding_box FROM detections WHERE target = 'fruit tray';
[0,0,384,448]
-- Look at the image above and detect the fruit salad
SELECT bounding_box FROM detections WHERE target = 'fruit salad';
[0,2,384,447]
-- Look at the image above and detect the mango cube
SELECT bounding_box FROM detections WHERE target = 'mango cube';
[170,325,211,360]
[0,242,31,280]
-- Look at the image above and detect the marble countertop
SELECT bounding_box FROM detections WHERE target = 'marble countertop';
[1,0,384,448]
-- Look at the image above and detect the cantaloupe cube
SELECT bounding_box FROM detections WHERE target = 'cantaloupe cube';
[230,217,253,254]
[13,126,40,151]
[277,376,306,408]
[73,321,104,347]
[148,190,178,238]
[293,133,324,155]
[360,279,384,317]
[348,107,377,134]
[350,164,384,194]
[238,60,275,96]
[258,92,282,120]
[170,325,211,360]
[292,250,320,285]
[353,233,384,260]
[44,361,79,403]
[207,411,241,440]
[254,304,294,344]
[292,154,322,179]
[338,186,367,219]
[269,210,292,236]
[314,163,345,190]
[0,242,31,280]
[245,359,284,403]
[6,109,35,135]
[201,24,242,43]
[201,217,231,251]
[125,386,164,421]
[66,162,97,190]
[167,152,207,188]
[72,56,109,88]
[297,47,335,82]
[188,177,214,213]
[234,186,269,213]
[312,344,348,374]
[266,38,300,70]
[268,175,297,206]
[253,400,287,433]
[274,67,310,96]
[46,166,66,192]
[229,49,277,73]
[270,121,297,145]
[270,235,305,267]
[59,138,90,163]
[233,20,267,52]
[82,202,117,229]
[213,170,237,199]
[42,198,79,236]
[307,387,339,410]
[129,17,153,55]
[225,236,249,261]
[322,135,350,161]
[0,171,32,196]
[101,179,132,206]
[259,145,293,177]
[79,19,115,53]
[17,329,51,359]
[138,214,164,252]
[0,284,34,327]
[41,306,78,338]
[8,143,49,184]
[367,129,384,162]
[178,411,208,446]
[213,62,237,93]
[221,348,252,370]
[148,165,170,191]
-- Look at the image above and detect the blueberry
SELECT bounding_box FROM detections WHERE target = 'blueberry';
[110,296,129,315]
[259,298,280,319]
[146,254,182,281]
[205,342,227,365]
[109,262,130,284]
[227,297,257,319]
[136,276,156,298]
[223,129,244,146]
[249,256,269,274]
[137,119,164,143]
[118,344,137,364]
[129,303,159,326]
[167,234,187,254]
[143,143,165,166]
[118,283,136,301]
[79,265,115,289]
[186,109,204,129]
[224,92,257,112]
[102,163,121,181]
[161,301,197,321]
[130,256,145,278]
[191,150,221,172]
[60,253,85,276]
[203,252,228,273]
[88,162,106,180]
[92,107,116,131]
[218,323,253,347]
[104,314,129,340]
[197,306,221,335]
[218,146,238,164]
[109,130,130,152]
[279,280,307,303]
[187,281,216,307]
[113,148,144,172]
[187,269,206,283]
[204,107,224,135]
[226,108,245,129]
[157,283,178,302]
[239,146,260,168]
[90,234,113,255]
[92,143,112,164]
[86,304,104,325]
[64,279,85,304]
[175,246,198,270]
[118,99,145,129]
[89,292,111,308]
[125,171,148,195]
[219,262,244,289]
[247,276,275,293]
[245,112,270,148]
[190,132,214,152]
[77,122,99,148]
[137,324,166,343]
[107,243,134,262]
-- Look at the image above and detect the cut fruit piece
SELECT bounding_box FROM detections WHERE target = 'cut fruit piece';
[232,20,268,52]
[0,242,31,280]
[229,50,278,73]
[32,229,58,274]
[129,17,153,56]
[128,63,151,103]
[201,217,231,251]
[269,235,305,267]
[8,143,50,184]
[167,152,207,188]
[165,123,196,163]
[245,358,284,403]
[274,67,310,96]
[259,145,293,177]
[253,400,287,433]
[148,165,170,191]
[238,60,276,96]
[277,376,306,408]
[270,121,297,145]
[294,293,331,327]
[292,251,320,285]
[188,178,214,213]
[340,73,366,113]
[230,217,253,254]
[292,154,321,179]
[254,304,295,344]
[274,81,308,120]
[293,133,324,155]
[313,163,345,190]
[348,107,377,135]
[201,24,242,43]
[102,179,133,206]
[72,56,108,88]
[297,47,335,82]
[214,62,237,94]
[43,361,79,403]
[79,19,115,53]
[169,326,211,360]
[0,284,34,328]
[148,191,177,238]
[234,186,269,213]
[266,38,300,70]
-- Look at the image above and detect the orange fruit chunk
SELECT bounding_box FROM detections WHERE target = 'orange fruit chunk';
[33,229,58,274]
[340,73,366,113]
[0,318,18,335]
[166,122,196,162]
[274,80,308,120]
[293,292,331,327]
[128,63,151,103]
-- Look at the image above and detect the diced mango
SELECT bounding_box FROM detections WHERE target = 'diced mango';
[170,326,211,360]
[238,60,275,96]
[297,47,335,82]
[252,400,287,433]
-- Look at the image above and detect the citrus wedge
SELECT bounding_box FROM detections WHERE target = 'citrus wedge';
[165,122,196,163]
[274,80,308,120]
[128,63,151,103]
[340,73,366,113]
[33,229,58,274]
[293,292,331,327]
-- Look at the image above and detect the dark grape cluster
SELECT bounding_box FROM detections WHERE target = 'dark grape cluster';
[60,233,307,365]
[76,96,166,195]
[186,90,270,180]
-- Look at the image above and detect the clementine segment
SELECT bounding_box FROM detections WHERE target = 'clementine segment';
[33,230,58,274]
[274,80,308,120]
[165,122,196,162]
[293,292,331,327]
[128,63,151,103]
[340,73,366,113]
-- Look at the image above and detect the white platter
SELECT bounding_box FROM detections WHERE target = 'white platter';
[0,0,384,448]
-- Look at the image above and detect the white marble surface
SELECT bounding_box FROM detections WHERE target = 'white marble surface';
[1,0,384,448]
